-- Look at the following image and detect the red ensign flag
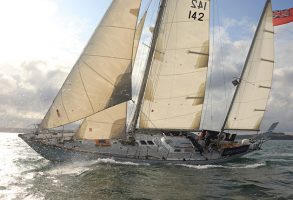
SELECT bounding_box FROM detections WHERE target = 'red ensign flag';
[273,8,293,26]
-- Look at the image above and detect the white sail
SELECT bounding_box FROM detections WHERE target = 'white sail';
[133,12,147,65]
[77,102,127,140]
[139,0,210,130]
[76,13,147,140]
[41,0,141,129]
[224,1,274,131]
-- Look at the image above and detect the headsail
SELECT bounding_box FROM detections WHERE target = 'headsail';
[41,0,142,129]
[139,0,210,130]
[223,0,274,131]
[76,12,147,140]
[133,11,147,65]
[77,102,127,140]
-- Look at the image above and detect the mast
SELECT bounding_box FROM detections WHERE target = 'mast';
[221,0,272,132]
[129,0,167,133]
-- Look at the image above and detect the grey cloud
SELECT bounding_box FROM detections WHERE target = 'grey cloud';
[0,61,67,128]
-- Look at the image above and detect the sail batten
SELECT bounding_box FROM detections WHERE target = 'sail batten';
[223,0,274,131]
[41,0,142,129]
[139,0,210,130]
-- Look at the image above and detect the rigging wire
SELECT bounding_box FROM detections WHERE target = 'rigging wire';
[202,0,214,130]
[128,0,160,126]
[215,0,228,113]
[210,0,215,128]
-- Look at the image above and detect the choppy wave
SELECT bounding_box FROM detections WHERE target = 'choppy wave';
[45,158,150,176]
[46,160,98,176]
[1,134,293,200]
[266,153,293,157]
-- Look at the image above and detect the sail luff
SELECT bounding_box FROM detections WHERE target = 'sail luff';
[41,0,142,129]
[222,0,274,131]
[132,11,147,65]
[129,0,167,132]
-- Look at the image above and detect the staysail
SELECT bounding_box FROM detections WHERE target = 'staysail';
[223,0,274,131]
[76,13,147,140]
[41,0,141,129]
[77,102,127,140]
[139,0,210,130]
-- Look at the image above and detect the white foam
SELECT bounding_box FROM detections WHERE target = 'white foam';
[96,158,150,166]
[178,164,224,169]
[48,166,90,176]
[178,162,266,169]
[46,160,97,176]
[231,162,266,169]
[47,158,150,175]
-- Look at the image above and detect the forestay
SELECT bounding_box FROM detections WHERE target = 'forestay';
[41,0,141,129]
[224,1,274,131]
[139,0,210,130]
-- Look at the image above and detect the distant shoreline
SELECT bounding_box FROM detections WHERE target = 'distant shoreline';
[0,128,32,133]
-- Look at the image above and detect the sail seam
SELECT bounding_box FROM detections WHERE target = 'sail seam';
[144,44,210,52]
[142,111,202,122]
[77,67,95,113]
[83,54,131,61]
[99,25,136,30]
[163,46,210,52]
[81,59,115,87]
[150,97,204,101]
[147,69,207,77]
[60,90,70,122]
[141,88,206,100]
[85,120,125,125]
[186,97,204,99]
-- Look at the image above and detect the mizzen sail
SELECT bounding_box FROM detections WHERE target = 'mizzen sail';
[224,0,274,131]
[139,0,210,130]
[41,0,141,129]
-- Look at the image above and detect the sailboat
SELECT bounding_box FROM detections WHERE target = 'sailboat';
[19,0,278,164]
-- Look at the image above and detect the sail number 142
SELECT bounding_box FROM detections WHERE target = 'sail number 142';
[188,0,207,21]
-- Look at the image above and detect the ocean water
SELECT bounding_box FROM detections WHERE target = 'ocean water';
[0,133,292,200]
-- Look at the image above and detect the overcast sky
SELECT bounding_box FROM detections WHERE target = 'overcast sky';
[0,0,292,132]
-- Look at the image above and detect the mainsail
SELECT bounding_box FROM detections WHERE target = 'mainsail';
[41,0,142,129]
[139,0,210,130]
[223,0,274,131]
[76,13,147,140]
